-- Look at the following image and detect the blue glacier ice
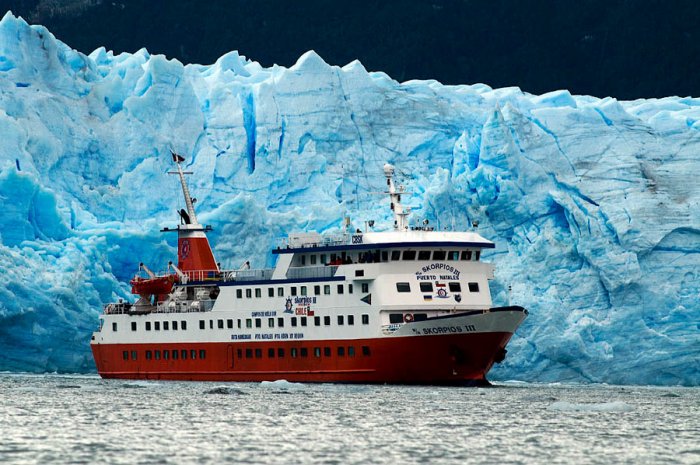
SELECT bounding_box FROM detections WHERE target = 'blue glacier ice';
[0,12,698,384]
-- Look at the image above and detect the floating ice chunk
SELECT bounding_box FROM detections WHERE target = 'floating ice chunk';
[548,401,633,412]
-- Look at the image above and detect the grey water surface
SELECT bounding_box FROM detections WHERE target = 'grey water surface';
[0,374,698,464]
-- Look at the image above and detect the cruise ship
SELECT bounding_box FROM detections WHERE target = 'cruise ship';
[90,154,528,385]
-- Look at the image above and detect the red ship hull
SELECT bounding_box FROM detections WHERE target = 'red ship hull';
[91,331,514,385]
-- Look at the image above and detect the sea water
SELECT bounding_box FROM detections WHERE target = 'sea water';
[0,374,697,464]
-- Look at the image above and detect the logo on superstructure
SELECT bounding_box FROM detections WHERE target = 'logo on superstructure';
[180,239,191,259]
[284,298,293,314]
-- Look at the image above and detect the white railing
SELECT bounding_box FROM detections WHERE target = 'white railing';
[286,265,339,280]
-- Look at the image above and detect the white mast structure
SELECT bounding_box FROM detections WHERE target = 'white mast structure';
[384,163,410,231]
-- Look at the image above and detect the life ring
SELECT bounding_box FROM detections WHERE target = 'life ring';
[404,313,414,323]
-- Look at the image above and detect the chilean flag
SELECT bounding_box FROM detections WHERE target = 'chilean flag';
[436,282,446,288]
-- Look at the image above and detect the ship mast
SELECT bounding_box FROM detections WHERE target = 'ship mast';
[383,163,410,231]
[170,151,199,225]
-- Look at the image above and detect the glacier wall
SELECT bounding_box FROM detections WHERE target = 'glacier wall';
[0,13,698,384]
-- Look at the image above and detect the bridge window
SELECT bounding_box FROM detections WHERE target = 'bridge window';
[255,288,261,298]
[362,314,369,324]
[391,250,401,260]
[396,282,411,293]
[146,322,151,331]
[461,250,472,261]
[324,316,331,326]
[112,322,117,332]
[154,322,160,331]
[314,285,321,295]
[301,286,307,296]
[402,250,416,260]
[433,251,446,260]
[268,318,275,328]
[449,282,462,292]
[448,251,459,260]
[348,315,354,325]
[337,315,344,325]
[389,314,404,324]
[324,285,331,295]
[418,250,431,260]
[468,282,480,292]
[420,282,433,293]
[236,289,242,298]
[131,322,137,331]
[381,251,389,261]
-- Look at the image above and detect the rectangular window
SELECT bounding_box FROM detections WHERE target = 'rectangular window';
[291,286,297,296]
[122,351,129,361]
[314,347,321,357]
[301,317,307,327]
[337,284,344,294]
[449,282,462,292]
[238,319,242,328]
[348,284,353,294]
[255,318,262,328]
[310,255,317,265]
[433,250,446,260]
[348,315,355,325]
[172,350,178,360]
[237,289,243,298]
[337,347,345,356]
[300,348,308,357]
[348,346,355,357]
[418,250,431,260]
[277,287,284,297]
[154,322,160,331]
[420,282,433,293]
[381,251,389,262]
[268,348,275,358]
[291,317,297,327]
[155,350,161,360]
[448,251,459,261]
[163,350,169,360]
[246,319,252,328]
[462,250,472,261]
[314,316,321,326]
[391,250,401,261]
[278,348,285,358]
[200,350,206,359]
[389,314,404,324]
[246,348,253,358]
[246,289,252,298]
[172,321,178,331]
[337,315,344,325]
[218,319,224,329]
[323,347,331,357]
[362,314,369,324]
[301,286,307,296]
[268,318,275,328]
[112,322,118,332]
[291,348,298,358]
[237,349,242,358]
[146,350,152,360]
[255,288,261,298]
[227,319,233,329]
[131,350,137,360]
[210,320,214,329]
[396,282,411,293]
[181,350,187,360]
[254,348,262,358]
[414,313,428,322]
[402,250,416,260]
[355,269,364,277]
[362,346,371,356]
[475,251,481,261]
[181,321,187,330]
[314,285,321,295]
[145,321,151,331]
[320,254,326,264]
[199,320,205,330]
[301,255,306,266]
[324,316,331,326]
[268,288,274,297]
[468,282,480,292]
[362,283,369,293]
[131,322,137,331]
[277,317,284,328]
[324,285,331,295]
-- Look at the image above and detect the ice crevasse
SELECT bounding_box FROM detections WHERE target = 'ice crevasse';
[0,12,697,385]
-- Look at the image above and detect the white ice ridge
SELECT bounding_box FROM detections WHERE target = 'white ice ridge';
[0,12,698,384]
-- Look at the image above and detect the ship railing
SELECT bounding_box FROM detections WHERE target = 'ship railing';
[155,299,215,313]
[277,233,353,250]
[218,268,274,282]
[286,265,339,280]
[103,302,132,315]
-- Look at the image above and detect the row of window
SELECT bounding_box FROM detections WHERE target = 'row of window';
[237,345,371,359]
[237,283,369,299]
[297,249,480,265]
[396,281,479,293]
[122,349,206,361]
[116,314,371,332]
